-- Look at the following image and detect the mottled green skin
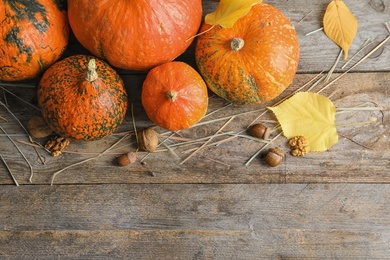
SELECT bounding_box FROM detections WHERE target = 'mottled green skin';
[38,55,128,141]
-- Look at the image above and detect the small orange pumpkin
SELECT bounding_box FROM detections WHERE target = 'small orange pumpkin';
[195,3,300,105]
[0,0,69,81]
[38,55,128,141]
[141,62,208,131]
[67,0,202,71]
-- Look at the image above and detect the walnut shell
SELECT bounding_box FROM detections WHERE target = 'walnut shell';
[138,128,158,152]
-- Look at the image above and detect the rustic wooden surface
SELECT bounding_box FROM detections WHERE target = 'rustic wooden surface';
[1,0,390,258]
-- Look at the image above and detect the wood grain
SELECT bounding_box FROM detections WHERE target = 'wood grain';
[1,184,390,259]
[1,72,389,185]
[1,1,390,258]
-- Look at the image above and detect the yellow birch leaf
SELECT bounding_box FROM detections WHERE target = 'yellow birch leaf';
[268,92,338,152]
[323,0,358,60]
[205,0,263,28]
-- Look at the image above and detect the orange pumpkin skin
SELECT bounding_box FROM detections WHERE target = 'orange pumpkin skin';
[67,0,202,71]
[38,55,128,141]
[195,3,300,105]
[141,62,208,131]
[0,0,69,81]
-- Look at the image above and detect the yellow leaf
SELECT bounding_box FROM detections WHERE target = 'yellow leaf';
[323,0,358,60]
[205,0,263,28]
[268,92,338,152]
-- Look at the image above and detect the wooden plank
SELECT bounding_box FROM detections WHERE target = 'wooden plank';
[1,184,390,258]
[1,72,389,185]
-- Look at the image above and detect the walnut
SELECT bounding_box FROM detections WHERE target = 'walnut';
[289,135,310,156]
[45,136,70,157]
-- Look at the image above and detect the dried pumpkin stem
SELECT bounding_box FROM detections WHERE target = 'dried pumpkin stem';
[85,59,98,82]
[166,90,178,102]
[231,38,245,51]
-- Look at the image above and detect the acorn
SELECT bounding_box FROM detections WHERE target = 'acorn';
[116,152,137,167]
[250,123,271,140]
[265,147,284,167]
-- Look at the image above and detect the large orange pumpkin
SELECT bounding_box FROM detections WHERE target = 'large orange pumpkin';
[141,62,208,131]
[67,0,202,71]
[38,55,128,141]
[0,0,69,81]
[195,3,300,105]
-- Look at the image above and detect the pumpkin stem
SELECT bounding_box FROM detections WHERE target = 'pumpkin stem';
[85,59,98,82]
[231,38,245,51]
[166,90,178,102]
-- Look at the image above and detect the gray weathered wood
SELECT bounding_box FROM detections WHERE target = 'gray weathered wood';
[1,184,390,259]
[1,0,390,258]
[1,72,389,185]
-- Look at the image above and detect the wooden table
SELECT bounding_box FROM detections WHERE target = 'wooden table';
[1,1,390,258]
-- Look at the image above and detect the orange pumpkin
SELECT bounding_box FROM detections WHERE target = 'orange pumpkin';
[67,0,202,71]
[37,55,128,141]
[0,0,69,81]
[195,3,300,105]
[141,62,208,131]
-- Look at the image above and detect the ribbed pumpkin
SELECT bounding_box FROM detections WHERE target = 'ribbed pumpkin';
[141,62,208,131]
[67,0,202,71]
[195,3,300,105]
[0,0,69,81]
[37,55,128,141]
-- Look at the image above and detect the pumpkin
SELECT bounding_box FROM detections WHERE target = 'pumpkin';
[37,55,128,141]
[67,0,202,71]
[141,62,208,131]
[0,0,69,81]
[195,3,300,105]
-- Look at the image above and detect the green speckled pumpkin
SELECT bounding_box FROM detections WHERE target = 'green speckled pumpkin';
[0,0,69,81]
[37,55,128,141]
[195,3,299,105]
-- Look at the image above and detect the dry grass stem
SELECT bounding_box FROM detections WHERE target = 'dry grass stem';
[245,132,283,166]
[341,38,373,69]
[0,153,19,186]
[317,33,390,94]
[336,118,377,128]
[50,134,130,185]
[305,27,323,36]
[339,133,373,150]
[296,10,313,25]
[179,116,236,165]
[202,156,231,167]
[203,103,232,119]
[0,125,34,183]
[324,49,343,82]
[0,86,40,111]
